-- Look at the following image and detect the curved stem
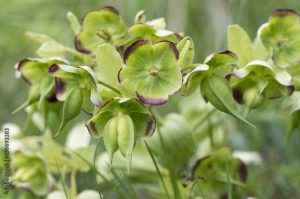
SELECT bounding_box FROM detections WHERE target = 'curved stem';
[149,107,164,125]
[192,108,217,130]
[97,80,121,95]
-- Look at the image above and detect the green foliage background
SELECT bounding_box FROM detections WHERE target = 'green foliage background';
[1,0,300,198]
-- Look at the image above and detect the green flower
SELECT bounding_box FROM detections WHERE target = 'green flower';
[191,148,247,198]
[13,58,67,114]
[258,9,300,68]
[119,40,182,105]
[49,64,102,135]
[228,60,294,105]
[86,98,155,170]
[75,6,127,54]
[183,51,253,126]
[10,151,50,196]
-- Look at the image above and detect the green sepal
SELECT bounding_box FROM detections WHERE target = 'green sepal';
[86,98,155,138]
[103,117,119,163]
[117,114,135,173]
[96,43,124,87]
[227,25,255,67]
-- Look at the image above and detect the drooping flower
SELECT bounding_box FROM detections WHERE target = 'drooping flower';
[119,40,182,105]
[10,151,50,196]
[86,98,155,170]
[13,58,68,114]
[48,64,102,135]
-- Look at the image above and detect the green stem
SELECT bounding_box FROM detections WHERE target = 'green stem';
[192,108,217,130]
[97,80,121,95]
[149,107,164,125]
[70,170,77,199]
[226,161,232,199]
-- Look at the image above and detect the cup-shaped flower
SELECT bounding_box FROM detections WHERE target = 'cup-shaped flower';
[119,40,182,105]
[75,6,127,54]
[10,151,50,196]
[86,98,155,169]
[258,9,300,68]
[49,64,102,135]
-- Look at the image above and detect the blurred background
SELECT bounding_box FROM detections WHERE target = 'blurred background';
[1,0,300,198]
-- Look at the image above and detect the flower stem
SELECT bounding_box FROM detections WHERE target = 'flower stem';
[97,80,121,95]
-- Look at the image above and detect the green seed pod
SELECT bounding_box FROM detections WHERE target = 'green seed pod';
[103,117,119,163]
[117,114,135,171]
[243,87,265,109]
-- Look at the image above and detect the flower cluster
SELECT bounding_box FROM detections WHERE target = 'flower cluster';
[14,7,300,175]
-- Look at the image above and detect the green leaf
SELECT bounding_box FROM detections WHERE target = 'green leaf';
[56,87,83,136]
[117,114,135,172]
[96,43,124,87]
[67,11,81,35]
[103,117,119,163]
[227,25,254,67]
[201,75,254,127]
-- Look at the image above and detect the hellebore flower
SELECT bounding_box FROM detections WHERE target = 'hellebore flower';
[13,58,68,114]
[86,98,155,170]
[258,9,300,68]
[49,64,102,135]
[75,6,127,54]
[10,151,50,196]
[182,51,253,127]
[228,60,294,107]
[119,40,182,105]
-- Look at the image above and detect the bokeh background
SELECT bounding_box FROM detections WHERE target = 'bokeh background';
[1,0,300,198]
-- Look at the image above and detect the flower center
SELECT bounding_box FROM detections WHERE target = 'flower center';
[96,29,111,41]
[149,66,159,76]
[80,83,87,89]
